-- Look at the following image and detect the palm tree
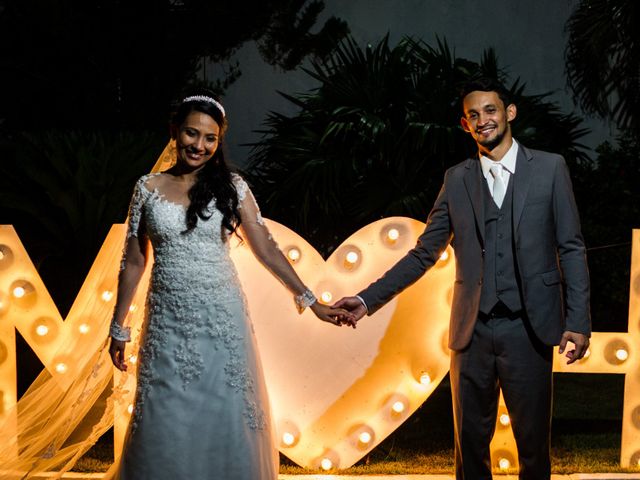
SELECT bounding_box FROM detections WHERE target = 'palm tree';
[247,36,589,255]
[565,0,639,132]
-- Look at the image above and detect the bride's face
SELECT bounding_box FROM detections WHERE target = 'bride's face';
[175,111,221,170]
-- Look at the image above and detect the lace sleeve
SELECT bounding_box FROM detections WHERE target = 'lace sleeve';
[113,177,151,338]
[120,176,150,272]
[233,174,266,226]
[234,175,317,312]
[126,176,150,239]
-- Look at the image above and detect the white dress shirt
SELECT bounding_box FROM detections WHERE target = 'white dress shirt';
[479,138,519,193]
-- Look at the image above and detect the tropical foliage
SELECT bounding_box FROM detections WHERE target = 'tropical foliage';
[0,130,163,312]
[566,0,639,133]
[247,36,589,254]
[570,135,640,330]
[564,0,640,331]
[0,0,348,132]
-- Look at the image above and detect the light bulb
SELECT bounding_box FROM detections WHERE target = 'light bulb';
[583,348,591,359]
[55,363,68,374]
[101,290,114,302]
[419,372,431,386]
[499,413,511,426]
[498,458,511,470]
[127,404,134,414]
[78,323,90,334]
[359,432,372,444]
[345,251,359,264]
[0,251,4,260]
[392,401,405,413]
[35,325,49,336]
[287,248,301,262]
[129,355,138,365]
[13,286,25,298]
[439,250,449,261]
[387,228,400,241]
[129,304,138,312]
[320,458,333,470]
[615,348,629,361]
[321,291,333,303]
[282,432,295,446]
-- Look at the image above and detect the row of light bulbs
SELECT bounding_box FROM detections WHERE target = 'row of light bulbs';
[284,228,448,306]
[278,371,434,470]
[19,284,634,366]
[278,364,633,472]
[285,235,450,268]
[8,293,638,371]
[0,282,136,375]
[285,227,405,266]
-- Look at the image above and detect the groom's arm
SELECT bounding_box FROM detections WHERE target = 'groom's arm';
[358,180,453,315]
[552,155,591,336]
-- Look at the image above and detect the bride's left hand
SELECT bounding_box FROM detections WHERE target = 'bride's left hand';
[310,302,357,328]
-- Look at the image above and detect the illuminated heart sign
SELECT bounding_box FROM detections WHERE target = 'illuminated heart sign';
[231,218,454,469]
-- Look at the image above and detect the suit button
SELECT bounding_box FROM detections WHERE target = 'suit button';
[497,252,503,258]
[478,280,483,285]
[498,233,504,239]
[497,271,503,276]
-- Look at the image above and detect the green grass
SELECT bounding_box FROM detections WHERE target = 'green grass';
[76,373,640,475]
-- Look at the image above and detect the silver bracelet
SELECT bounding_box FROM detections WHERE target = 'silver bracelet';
[294,289,317,314]
[110,322,131,342]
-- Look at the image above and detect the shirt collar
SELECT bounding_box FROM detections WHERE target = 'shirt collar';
[479,138,519,178]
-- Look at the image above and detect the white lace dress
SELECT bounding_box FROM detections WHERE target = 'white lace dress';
[115,173,278,479]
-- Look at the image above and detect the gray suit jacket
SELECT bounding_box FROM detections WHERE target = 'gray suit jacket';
[359,145,591,351]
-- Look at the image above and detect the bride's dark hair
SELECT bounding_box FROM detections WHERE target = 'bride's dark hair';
[171,91,241,239]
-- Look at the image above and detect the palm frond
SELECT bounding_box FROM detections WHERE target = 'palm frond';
[565,0,639,131]
[247,35,589,255]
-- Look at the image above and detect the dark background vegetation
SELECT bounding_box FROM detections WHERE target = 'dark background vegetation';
[0,0,638,471]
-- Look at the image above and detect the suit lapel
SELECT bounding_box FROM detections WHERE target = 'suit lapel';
[512,146,533,231]
[463,158,485,246]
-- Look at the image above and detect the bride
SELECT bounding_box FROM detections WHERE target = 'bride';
[108,91,353,479]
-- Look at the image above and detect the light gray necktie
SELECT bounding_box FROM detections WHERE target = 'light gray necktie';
[489,164,506,208]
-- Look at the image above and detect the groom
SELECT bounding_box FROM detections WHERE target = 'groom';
[334,77,591,479]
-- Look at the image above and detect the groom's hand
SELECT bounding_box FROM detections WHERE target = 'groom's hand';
[558,330,590,364]
[332,296,367,325]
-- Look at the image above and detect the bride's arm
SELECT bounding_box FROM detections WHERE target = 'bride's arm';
[110,236,149,371]
[109,179,152,370]
[111,236,150,334]
[235,180,353,326]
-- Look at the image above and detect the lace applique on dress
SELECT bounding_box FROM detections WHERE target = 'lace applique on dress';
[124,173,267,432]
[119,174,157,272]
[233,174,275,247]
[126,176,154,240]
[232,173,248,203]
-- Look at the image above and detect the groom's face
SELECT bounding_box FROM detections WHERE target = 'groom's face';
[460,90,516,152]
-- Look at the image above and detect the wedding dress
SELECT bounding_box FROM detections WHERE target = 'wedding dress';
[114,172,278,479]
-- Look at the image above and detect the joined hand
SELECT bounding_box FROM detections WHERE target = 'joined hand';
[332,296,367,326]
[311,302,357,327]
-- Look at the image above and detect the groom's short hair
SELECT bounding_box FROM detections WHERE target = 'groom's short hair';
[460,77,513,110]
